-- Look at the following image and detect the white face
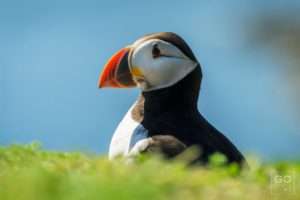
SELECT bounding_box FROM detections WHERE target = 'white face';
[130,39,198,91]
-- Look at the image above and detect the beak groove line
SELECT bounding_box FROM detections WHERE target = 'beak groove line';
[98,47,131,88]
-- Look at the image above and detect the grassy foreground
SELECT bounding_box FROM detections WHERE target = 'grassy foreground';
[0,143,299,200]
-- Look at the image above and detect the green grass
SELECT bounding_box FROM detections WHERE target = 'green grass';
[0,143,299,200]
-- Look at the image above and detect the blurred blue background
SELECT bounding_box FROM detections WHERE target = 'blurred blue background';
[1,0,300,160]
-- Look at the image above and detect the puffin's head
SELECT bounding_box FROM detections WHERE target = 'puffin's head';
[98,32,199,91]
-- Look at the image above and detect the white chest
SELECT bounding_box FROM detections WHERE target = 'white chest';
[108,105,148,160]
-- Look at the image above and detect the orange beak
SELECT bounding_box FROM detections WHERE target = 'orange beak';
[98,47,136,88]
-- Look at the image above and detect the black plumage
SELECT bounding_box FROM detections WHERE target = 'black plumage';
[130,32,246,166]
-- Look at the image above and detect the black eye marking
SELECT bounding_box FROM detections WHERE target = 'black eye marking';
[152,43,162,58]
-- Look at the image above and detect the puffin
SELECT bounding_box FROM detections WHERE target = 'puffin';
[98,32,246,166]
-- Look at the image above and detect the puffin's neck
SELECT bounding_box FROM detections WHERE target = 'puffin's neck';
[131,66,202,123]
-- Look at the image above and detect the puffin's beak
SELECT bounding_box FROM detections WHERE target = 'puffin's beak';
[98,46,136,88]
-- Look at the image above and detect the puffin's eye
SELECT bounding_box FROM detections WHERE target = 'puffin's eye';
[152,43,162,58]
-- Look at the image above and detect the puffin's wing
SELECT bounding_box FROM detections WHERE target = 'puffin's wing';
[145,135,187,158]
[127,135,186,159]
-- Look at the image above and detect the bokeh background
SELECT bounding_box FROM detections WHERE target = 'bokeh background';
[1,0,300,161]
